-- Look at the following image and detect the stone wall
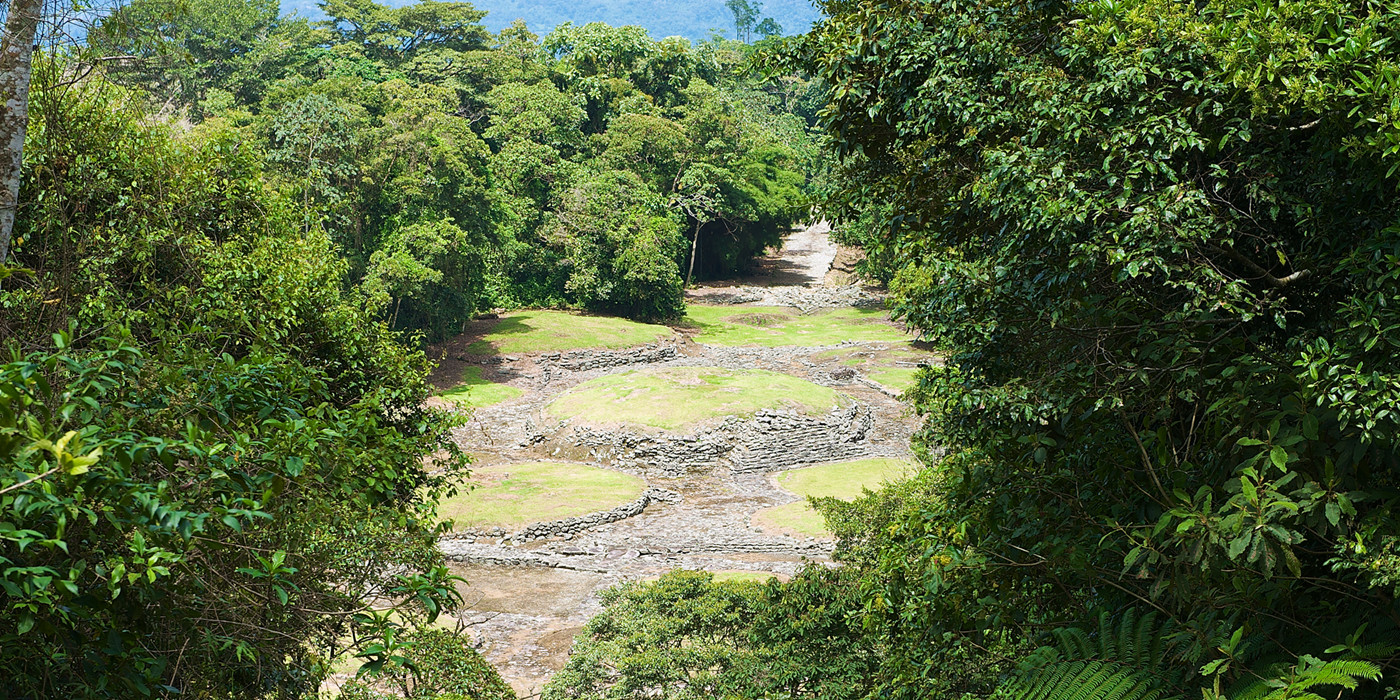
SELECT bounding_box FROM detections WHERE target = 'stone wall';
[699,284,884,312]
[729,404,874,473]
[556,404,876,476]
[538,343,679,374]
[569,420,741,477]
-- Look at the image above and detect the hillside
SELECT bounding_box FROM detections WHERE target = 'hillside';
[280,0,824,40]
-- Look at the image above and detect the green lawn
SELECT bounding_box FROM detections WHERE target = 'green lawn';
[753,458,916,538]
[683,305,912,347]
[868,367,922,393]
[439,462,646,531]
[439,366,524,408]
[465,310,673,355]
[546,367,850,431]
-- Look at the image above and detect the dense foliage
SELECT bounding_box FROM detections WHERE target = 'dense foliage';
[771,0,1400,696]
[549,0,1400,697]
[339,629,516,700]
[0,70,467,696]
[542,568,876,700]
[279,0,821,44]
[86,0,816,331]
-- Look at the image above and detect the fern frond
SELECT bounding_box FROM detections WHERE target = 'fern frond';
[997,660,1168,700]
[999,609,1185,700]
[1224,657,1381,700]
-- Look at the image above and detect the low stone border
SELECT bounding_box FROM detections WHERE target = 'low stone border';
[441,487,683,545]
[700,285,885,312]
[507,487,681,542]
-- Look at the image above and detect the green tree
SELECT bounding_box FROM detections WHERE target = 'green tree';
[319,0,489,65]
[725,0,759,43]
[781,0,1400,695]
[548,170,685,320]
[1,74,467,697]
[91,0,282,111]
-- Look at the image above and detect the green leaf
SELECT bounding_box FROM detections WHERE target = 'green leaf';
[1227,533,1251,560]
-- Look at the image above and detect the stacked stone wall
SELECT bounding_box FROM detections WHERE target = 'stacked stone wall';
[555,404,875,476]
[538,343,679,374]
[728,405,874,473]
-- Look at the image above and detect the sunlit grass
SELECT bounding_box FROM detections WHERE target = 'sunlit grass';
[868,367,921,393]
[682,305,911,347]
[546,367,849,431]
[439,366,524,408]
[438,462,646,531]
[753,458,917,538]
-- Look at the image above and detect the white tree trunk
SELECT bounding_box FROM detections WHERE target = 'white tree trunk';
[686,221,701,288]
[0,0,43,264]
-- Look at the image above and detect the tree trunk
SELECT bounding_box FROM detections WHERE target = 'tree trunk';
[686,220,701,288]
[0,0,42,265]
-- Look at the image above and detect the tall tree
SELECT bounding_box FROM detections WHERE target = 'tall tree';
[0,0,42,264]
[725,0,759,43]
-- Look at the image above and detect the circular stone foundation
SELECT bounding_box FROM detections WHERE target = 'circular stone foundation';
[438,462,646,532]
[545,366,851,432]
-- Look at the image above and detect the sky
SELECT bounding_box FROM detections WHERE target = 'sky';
[280,0,825,42]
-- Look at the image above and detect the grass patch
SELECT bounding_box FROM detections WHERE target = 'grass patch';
[439,366,524,408]
[438,462,646,531]
[710,571,785,583]
[753,501,828,539]
[465,310,672,355]
[683,306,911,347]
[869,367,921,393]
[546,367,849,431]
[754,458,916,538]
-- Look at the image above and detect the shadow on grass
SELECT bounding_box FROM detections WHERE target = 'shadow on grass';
[463,316,539,356]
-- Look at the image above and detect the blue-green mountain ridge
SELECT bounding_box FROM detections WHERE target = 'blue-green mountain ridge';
[281,0,823,41]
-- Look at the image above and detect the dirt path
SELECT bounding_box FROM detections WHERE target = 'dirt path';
[694,220,840,289]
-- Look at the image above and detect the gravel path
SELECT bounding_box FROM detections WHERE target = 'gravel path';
[689,220,840,289]
[773,220,839,286]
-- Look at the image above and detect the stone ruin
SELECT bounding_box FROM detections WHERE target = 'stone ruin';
[547,403,876,478]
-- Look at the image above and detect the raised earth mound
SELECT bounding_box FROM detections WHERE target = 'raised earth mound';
[438,462,646,532]
[537,366,875,477]
[545,366,849,431]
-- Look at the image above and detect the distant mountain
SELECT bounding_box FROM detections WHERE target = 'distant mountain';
[280,0,824,42]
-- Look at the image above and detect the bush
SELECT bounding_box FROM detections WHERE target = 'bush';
[340,629,515,700]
